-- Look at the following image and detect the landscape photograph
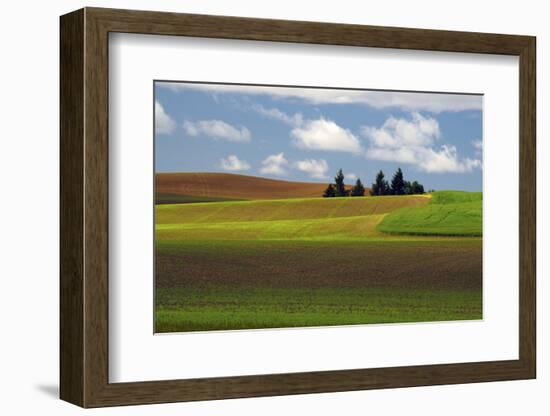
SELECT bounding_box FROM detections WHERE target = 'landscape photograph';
[154,81,483,333]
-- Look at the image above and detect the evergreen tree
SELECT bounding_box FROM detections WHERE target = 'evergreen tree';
[390,167,405,195]
[323,183,336,198]
[334,169,347,197]
[371,170,389,196]
[350,178,365,196]
[411,181,425,194]
[403,180,412,195]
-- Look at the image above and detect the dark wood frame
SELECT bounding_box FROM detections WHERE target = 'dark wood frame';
[60,7,536,408]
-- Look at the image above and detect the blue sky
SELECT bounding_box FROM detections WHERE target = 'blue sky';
[155,82,483,191]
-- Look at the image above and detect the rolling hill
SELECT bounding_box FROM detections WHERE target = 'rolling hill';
[155,172,356,203]
[156,195,430,224]
[156,191,482,241]
[155,195,431,241]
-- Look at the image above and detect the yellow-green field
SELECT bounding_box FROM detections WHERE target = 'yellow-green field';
[156,195,431,241]
[155,191,482,332]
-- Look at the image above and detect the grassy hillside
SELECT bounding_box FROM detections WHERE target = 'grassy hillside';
[377,191,482,236]
[156,172,354,201]
[156,195,430,224]
[155,195,431,241]
[157,215,387,241]
[430,190,482,204]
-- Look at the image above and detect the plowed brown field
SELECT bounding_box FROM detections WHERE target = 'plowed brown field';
[156,172,355,200]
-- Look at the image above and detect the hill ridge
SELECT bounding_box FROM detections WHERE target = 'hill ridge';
[156,172,358,202]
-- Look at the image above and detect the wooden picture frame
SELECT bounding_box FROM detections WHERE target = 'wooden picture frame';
[60,7,536,408]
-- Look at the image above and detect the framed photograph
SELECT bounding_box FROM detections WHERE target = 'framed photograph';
[60,7,536,408]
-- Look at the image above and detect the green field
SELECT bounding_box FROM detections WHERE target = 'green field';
[377,191,482,236]
[155,191,483,332]
[156,286,482,332]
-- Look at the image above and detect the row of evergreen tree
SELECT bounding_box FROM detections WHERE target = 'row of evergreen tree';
[323,169,364,197]
[371,168,425,196]
[322,168,425,198]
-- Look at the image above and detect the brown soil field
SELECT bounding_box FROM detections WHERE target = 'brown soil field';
[156,172,356,200]
[156,240,482,291]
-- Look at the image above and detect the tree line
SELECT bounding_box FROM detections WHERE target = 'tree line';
[323,168,425,198]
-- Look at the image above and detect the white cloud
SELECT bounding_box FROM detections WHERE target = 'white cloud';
[346,173,358,181]
[219,155,251,172]
[260,152,289,176]
[253,104,303,126]
[362,112,440,148]
[367,145,481,173]
[291,118,363,154]
[183,119,251,142]
[362,113,481,173]
[355,91,482,113]
[155,101,176,135]
[160,83,482,113]
[295,159,329,179]
[253,106,365,155]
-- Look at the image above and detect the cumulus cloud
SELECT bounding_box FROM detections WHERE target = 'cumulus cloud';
[291,118,363,154]
[367,145,481,173]
[253,104,303,126]
[346,173,358,181]
[155,101,176,135]
[260,152,289,176]
[161,82,482,113]
[295,159,329,179]
[362,113,481,173]
[219,155,251,172]
[362,112,440,148]
[183,119,251,142]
